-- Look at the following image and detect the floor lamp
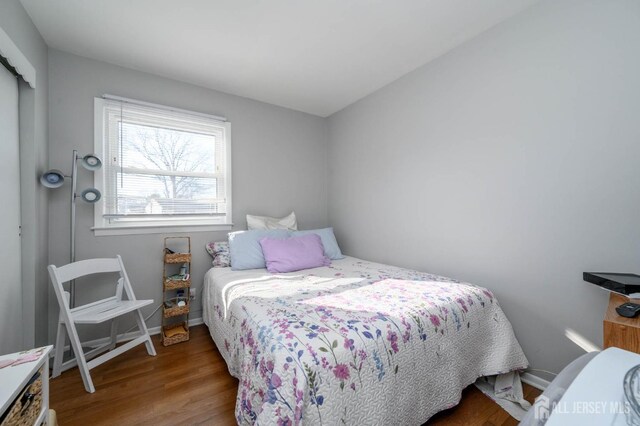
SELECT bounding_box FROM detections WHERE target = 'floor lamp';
[40,149,102,308]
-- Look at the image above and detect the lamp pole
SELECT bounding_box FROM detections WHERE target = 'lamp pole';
[70,149,78,308]
[40,150,102,309]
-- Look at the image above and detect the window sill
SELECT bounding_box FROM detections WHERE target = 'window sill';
[92,223,234,236]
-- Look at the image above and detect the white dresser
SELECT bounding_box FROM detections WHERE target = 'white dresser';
[0,346,52,426]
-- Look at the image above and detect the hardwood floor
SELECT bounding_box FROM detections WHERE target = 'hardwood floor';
[50,325,540,425]
[428,384,540,426]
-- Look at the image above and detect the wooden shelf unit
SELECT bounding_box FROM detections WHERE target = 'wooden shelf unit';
[604,292,640,353]
[162,236,191,346]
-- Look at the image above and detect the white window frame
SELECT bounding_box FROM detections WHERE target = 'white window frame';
[92,96,233,236]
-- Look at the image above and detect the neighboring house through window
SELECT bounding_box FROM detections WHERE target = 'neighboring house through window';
[93,96,232,235]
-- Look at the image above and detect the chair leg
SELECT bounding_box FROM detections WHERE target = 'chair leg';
[134,309,156,356]
[52,319,66,378]
[109,318,119,350]
[65,320,96,393]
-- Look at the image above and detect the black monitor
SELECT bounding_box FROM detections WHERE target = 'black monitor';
[583,272,640,297]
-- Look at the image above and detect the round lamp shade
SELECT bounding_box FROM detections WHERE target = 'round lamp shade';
[40,170,65,188]
[81,188,101,203]
[81,154,102,171]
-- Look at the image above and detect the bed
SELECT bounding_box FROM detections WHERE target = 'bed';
[203,256,528,425]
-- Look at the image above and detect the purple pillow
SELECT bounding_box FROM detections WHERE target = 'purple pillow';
[259,234,330,273]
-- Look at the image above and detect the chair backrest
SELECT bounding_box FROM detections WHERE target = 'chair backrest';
[50,257,122,284]
[48,255,137,311]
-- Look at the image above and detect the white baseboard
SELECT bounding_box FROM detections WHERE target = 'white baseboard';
[521,372,550,391]
[51,317,204,358]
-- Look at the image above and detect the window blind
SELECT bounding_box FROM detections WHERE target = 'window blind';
[101,99,228,220]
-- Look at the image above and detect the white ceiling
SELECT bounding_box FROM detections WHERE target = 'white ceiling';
[21,0,538,117]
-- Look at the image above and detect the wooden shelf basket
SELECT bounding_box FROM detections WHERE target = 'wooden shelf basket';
[1,368,43,426]
[164,252,192,264]
[161,322,189,347]
[163,298,190,318]
[164,277,191,291]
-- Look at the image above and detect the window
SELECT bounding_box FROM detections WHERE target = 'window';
[93,96,232,235]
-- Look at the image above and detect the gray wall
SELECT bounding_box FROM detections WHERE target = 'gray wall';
[0,0,49,348]
[328,0,640,380]
[47,49,328,341]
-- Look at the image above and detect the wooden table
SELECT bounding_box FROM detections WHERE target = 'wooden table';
[0,346,52,425]
[604,293,640,353]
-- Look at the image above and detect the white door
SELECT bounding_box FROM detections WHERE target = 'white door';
[0,63,22,354]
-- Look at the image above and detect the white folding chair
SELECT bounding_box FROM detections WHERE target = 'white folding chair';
[48,255,156,393]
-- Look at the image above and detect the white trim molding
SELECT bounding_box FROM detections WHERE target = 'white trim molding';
[92,97,233,235]
[103,94,227,122]
[0,27,36,88]
[521,372,550,391]
[92,223,233,236]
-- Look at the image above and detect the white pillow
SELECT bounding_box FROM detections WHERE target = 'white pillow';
[247,212,297,230]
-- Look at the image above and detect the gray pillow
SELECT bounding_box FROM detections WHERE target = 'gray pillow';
[229,229,291,270]
[293,227,345,260]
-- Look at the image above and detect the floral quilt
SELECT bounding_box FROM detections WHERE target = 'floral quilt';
[203,257,528,425]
